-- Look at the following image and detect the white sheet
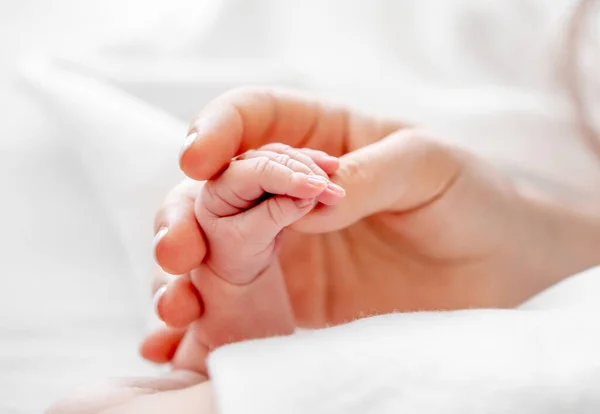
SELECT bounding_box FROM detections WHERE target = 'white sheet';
[209,308,600,414]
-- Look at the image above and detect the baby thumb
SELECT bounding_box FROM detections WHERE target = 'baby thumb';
[292,129,463,233]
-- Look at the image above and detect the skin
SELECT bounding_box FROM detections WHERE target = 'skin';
[145,88,600,368]
[47,88,600,414]
[46,372,214,414]
[163,144,346,373]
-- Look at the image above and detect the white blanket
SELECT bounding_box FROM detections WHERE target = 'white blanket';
[2,0,600,412]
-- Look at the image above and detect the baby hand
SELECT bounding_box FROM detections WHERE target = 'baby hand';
[196,144,345,283]
[163,143,345,373]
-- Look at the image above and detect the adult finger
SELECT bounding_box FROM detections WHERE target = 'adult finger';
[171,322,210,374]
[139,326,186,364]
[154,274,204,328]
[292,129,464,233]
[179,87,405,180]
[153,179,207,275]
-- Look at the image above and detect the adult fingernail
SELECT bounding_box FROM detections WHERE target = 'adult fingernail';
[326,182,346,196]
[180,131,198,158]
[153,227,169,262]
[306,175,328,189]
[153,285,167,320]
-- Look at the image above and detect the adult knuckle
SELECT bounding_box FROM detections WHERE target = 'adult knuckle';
[337,156,368,187]
[396,129,446,158]
[387,128,462,193]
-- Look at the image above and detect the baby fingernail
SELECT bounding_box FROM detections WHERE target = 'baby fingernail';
[323,154,338,162]
[327,182,346,196]
[295,198,314,208]
[180,131,198,157]
[306,175,328,188]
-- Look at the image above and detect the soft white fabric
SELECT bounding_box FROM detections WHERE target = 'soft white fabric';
[20,56,187,314]
[208,306,600,414]
[3,0,600,413]
[208,265,600,414]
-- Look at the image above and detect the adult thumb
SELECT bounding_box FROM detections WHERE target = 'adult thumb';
[292,129,464,233]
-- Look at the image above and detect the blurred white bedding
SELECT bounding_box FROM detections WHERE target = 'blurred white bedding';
[1,0,600,413]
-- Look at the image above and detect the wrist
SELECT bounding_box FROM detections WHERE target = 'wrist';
[518,192,600,294]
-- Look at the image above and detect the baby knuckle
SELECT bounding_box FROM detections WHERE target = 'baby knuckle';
[289,149,325,175]
[265,199,287,228]
[295,150,324,171]
[235,149,255,160]
[305,158,323,173]
[252,156,273,176]
[279,145,298,157]
[274,153,293,167]
[284,147,305,162]
[202,180,220,204]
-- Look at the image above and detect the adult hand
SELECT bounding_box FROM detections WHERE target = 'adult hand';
[144,87,599,366]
